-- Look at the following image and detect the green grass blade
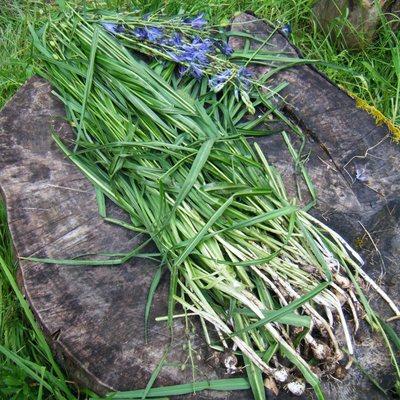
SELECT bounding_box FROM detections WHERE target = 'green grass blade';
[105,378,250,399]
[76,26,100,149]
[233,313,266,400]
[144,265,164,342]
[174,195,233,267]
[140,346,170,400]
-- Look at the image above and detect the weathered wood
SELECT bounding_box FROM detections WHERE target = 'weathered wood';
[0,14,399,399]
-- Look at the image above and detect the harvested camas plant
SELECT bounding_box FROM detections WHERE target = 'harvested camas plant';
[30,4,399,399]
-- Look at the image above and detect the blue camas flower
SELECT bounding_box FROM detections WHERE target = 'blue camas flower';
[102,23,125,34]
[178,64,188,77]
[133,26,163,41]
[168,33,183,47]
[166,51,182,62]
[215,40,233,56]
[221,42,233,56]
[133,27,148,40]
[237,67,253,91]
[282,23,292,37]
[189,64,204,79]
[103,15,242,90]
[160,34,212,68]
[146,26,163,42]
[164,36,212,77]
[180,40,210,65]
[191,36,213,53]
[209,69,232,91]
[184,13,207,29]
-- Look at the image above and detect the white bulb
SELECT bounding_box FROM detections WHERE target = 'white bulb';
[273,368,288,382]
[287,380,305,396]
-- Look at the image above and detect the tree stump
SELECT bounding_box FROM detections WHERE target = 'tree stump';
[0,13,399,400]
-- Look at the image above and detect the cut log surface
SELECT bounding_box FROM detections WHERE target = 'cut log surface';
[0,13,399,400]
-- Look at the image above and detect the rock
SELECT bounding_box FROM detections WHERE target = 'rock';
[386,0,400,31]
[312,0,397,49]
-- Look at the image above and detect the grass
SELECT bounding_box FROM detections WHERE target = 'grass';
[0,1,35,108]
[0,0,399,399]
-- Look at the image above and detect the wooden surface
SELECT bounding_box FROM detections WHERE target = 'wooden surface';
[0,78,240,399]
[0,13,399,399]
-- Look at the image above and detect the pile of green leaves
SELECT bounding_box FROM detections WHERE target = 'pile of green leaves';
[26,4,399,400]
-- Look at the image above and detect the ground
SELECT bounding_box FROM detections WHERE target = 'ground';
[0,1,399,399]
